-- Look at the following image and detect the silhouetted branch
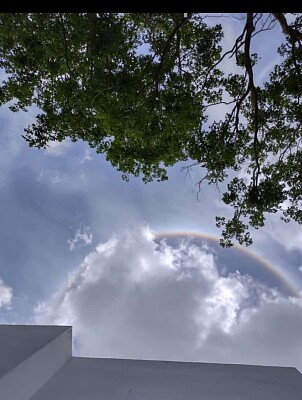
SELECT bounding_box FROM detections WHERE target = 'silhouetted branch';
[245,13,260,188]
[272,13,302,43]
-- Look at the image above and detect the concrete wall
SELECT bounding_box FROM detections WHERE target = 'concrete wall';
[31,357,302,400]
[0,325,72,400]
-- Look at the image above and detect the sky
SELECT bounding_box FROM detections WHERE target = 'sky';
[0,14,302,373]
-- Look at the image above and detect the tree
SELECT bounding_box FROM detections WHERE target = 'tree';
[0,13,301,247]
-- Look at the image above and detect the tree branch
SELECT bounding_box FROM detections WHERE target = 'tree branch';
[272,13,302,43]
[154,16,189,82]
[59,13,74,79]
[245,13,260,188]
[200,26,247,92]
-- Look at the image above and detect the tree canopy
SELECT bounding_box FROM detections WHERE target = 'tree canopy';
[0,12,302,247]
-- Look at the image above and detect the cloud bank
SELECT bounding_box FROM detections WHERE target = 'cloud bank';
[34,226,302,372]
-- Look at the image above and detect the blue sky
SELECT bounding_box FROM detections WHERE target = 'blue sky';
[0,14,302,373]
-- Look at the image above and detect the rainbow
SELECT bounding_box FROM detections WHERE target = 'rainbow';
[155,231,301,298]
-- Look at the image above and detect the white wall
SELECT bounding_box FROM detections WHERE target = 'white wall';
[0,325,72,400]
[1,325,301,400]
[31,357,302,400]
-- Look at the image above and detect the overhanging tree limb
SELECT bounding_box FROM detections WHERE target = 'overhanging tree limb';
[272,13,302,43]
[2,13,302,247]
[245,13,260,189]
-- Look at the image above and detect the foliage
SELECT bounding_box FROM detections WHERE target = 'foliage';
[0,13,302,246]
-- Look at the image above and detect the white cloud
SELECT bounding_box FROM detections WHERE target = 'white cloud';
[67,227,93,251]
[80,149,92,164]
[34,226,302,372]
[0,278,13,308]
[50,175,62,184]
[0,105,36,187]
[299,266,302,273]
[255,212,302,252]
[44,139,72,156]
